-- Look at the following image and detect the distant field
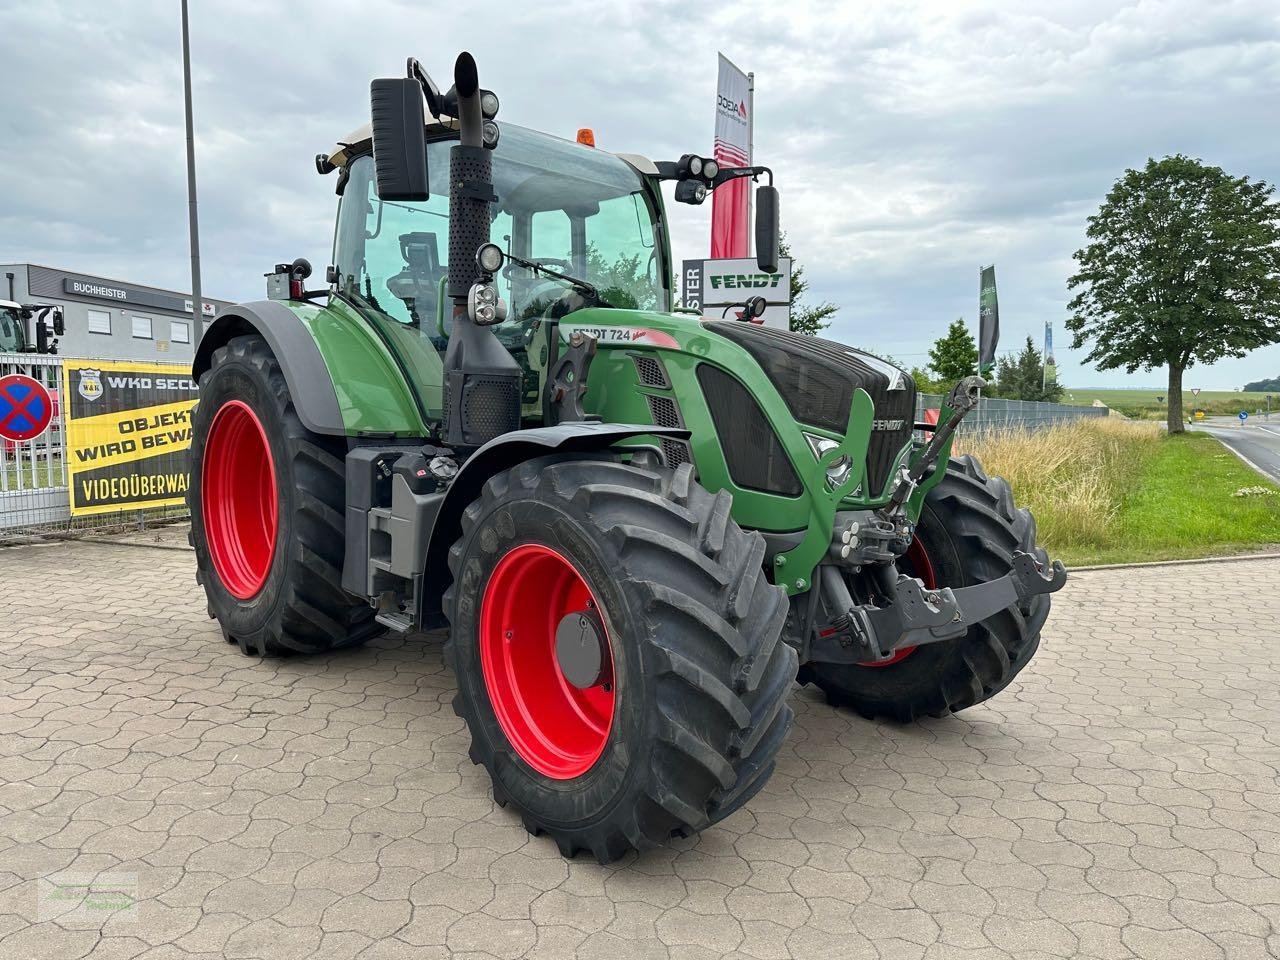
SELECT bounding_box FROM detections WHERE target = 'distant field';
[1063,387,1274,419]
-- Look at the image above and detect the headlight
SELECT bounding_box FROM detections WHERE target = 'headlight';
[805,433,857,491]
[825,455,853,489]
[476,243,505,275]
[703,158,719,179]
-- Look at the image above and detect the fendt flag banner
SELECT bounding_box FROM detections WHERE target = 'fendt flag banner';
[711,53,751,258]
[1043,319,1058,389]
[978,265,1000,376]
[60,360,199,515]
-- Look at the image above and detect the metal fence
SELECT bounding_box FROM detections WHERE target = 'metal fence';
[917,393,1108,435]
[0,353,189,543]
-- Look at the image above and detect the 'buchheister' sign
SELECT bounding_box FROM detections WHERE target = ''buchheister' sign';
[682,257,792,330]
[60,359,199,516]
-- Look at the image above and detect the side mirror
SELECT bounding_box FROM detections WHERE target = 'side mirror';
[52,309,65,337]
[755,184,780,273]
[370,78,428,201]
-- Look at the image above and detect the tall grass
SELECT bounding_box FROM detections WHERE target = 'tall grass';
[955,419,1163,556]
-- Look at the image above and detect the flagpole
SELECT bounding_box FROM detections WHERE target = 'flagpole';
[181,0,203,346]
[746,70,754,257]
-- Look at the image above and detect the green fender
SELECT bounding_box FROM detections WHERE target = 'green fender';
[193,299,432,438]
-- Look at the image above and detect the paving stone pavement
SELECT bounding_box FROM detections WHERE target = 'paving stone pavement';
[1,540,1278,960]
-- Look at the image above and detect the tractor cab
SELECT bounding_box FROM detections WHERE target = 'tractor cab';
[0,300,63,354]
[0,301,26,353]
[325,121,670,419]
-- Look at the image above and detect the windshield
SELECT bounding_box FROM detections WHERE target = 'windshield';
[332,124,664,418]
[0,307,25,353]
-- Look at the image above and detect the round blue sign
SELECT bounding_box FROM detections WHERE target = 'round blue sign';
[1239,411,1248,421]
[0,374,53,443]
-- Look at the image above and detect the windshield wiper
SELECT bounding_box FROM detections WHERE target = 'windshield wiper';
[503,251,598,302]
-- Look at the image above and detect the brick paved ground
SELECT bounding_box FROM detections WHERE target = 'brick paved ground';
[1,539,1277,960]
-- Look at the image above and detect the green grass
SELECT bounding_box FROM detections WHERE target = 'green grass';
[1072,433,1280,565]
[959,419,1280,566]
[2,454,64,490]
[1063,387,1274,420]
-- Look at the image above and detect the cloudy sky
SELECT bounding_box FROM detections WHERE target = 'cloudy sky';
[3,0,1279,389]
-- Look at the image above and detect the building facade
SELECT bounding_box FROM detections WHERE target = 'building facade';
[1,263,233,364]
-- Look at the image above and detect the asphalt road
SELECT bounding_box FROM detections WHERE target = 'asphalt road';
[1192,415,1280,483]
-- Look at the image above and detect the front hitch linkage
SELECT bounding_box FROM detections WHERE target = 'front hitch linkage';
[813,549,1067,666]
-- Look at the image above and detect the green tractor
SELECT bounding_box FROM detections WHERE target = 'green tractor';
[189,52,1065,862]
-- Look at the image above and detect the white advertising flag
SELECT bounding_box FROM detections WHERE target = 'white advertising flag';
[712,53,751,258]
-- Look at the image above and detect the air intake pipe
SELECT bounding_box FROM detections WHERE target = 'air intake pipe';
[442,52,521,449]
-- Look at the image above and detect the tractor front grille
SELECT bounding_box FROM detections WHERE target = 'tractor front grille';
[704,322,916,497]
[661,438,693,470]
[632,354,670,389]
[646,394,683,429]
[698,364,802,497]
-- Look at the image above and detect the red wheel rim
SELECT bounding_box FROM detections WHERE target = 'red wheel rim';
[860,536,937,668]
[202,400,278,600]
[479,544,615,779]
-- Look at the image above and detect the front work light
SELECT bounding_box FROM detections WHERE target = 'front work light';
[674,179,708,205]
[476,242,505,274]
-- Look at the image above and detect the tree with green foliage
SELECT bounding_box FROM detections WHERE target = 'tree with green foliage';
[1243,375,1280,392]
[1067,155,1280,433]
[928,318,979,387]
[909,366,944,395]
[779,235,837,336]
[992,335,1064,402]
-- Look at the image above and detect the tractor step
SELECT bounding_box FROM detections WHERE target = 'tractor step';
[375,610,415,633]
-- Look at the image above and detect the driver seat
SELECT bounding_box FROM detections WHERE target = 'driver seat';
[385,232,444,327]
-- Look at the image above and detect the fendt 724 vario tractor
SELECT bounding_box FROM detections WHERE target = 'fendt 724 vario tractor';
[189,52,1065,862]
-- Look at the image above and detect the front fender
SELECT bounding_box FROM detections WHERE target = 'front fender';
[419,422,686,622]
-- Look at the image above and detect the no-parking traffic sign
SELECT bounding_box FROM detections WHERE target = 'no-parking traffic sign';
[0,374,54,443]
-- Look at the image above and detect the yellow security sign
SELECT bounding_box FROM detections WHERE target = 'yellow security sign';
[61,360,199,516]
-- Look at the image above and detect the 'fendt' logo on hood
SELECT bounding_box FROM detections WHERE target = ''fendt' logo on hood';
[709,273,783,290]
[871,419,906,431]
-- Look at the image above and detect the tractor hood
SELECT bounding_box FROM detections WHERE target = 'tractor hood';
[558,307,918,506]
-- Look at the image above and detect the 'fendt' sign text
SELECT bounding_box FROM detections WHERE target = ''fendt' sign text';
[708,273,784,290]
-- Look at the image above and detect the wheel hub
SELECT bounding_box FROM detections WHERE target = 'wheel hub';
[554,609,609,690]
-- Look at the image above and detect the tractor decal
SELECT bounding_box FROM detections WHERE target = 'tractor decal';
[558,324,679,349]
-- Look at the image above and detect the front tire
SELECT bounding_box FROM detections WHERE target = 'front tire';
[444,458,798,862]
[799,454,1051,721]
[188,334,379,656]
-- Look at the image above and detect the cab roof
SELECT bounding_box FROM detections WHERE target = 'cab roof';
[325,120,658,176]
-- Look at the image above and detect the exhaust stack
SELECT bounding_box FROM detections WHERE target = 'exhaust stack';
[442,52,521,449]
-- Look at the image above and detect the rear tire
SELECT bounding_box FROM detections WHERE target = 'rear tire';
[189,334,379,656]
[444,458,797,862]
[798,454,1051,721]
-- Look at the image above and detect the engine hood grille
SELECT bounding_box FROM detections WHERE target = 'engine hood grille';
[703,322,916,497]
